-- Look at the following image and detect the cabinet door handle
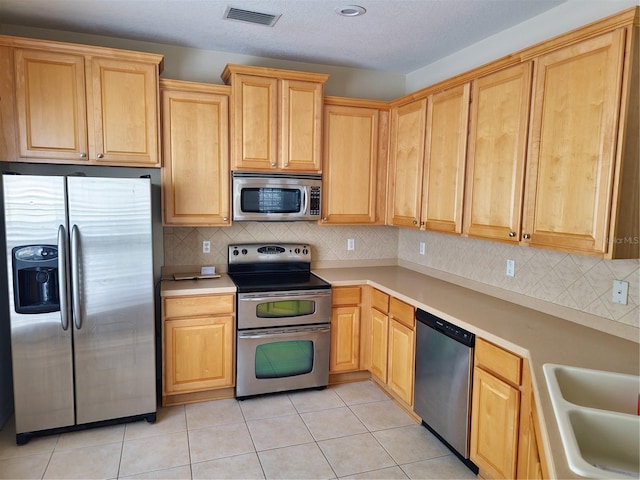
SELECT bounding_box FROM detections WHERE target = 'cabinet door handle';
[523,233,531,239]
[223,217,228,221]
[284,163,289,167]
[79,152,87,158]
[413,220,418,225]
[509,231,516,238]
[97,153,104,159]
[271,162,276,167]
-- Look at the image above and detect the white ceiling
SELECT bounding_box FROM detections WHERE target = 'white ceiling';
[0,0,569,74]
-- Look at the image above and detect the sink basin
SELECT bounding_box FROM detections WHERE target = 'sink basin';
[544,364,640,479]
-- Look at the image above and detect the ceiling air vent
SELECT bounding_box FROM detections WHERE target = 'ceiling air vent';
[224,6,281,27]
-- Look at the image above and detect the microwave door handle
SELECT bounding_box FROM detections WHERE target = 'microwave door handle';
[303,187,309,215]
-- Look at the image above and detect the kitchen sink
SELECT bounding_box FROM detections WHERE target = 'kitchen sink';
[543,364,640,479]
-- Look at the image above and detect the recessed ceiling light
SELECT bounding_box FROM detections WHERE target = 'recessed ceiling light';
[335,5,366,17]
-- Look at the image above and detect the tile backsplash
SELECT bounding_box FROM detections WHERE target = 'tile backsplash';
[164,224,639,329]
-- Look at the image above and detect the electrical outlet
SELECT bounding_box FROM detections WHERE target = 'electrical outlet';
[347,238,355,251]
[506,259,515,277]
[202,240,211,254]
[419,242,425,255]
[612,280,628,305]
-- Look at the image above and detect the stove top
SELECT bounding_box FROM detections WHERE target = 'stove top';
[227,243,330,293]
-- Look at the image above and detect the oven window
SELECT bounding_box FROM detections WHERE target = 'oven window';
[256,300,315,318]
[255,340,314,378]
[241,188,302,214]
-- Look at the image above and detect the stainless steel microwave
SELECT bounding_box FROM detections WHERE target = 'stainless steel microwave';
[232,172,322,221]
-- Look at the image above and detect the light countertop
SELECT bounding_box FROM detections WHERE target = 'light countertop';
[160,273,236,296]
[312,266,639,480]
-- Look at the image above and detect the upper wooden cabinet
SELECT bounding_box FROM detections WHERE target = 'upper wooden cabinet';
[222,64,328,172]
[160,79,231,226]
[421,84,470,234]
[3,37,163,167]
[388,85,469,234]
[464,62,532,243]
[388,99,427,228]
[321,98,389,225]
[523,29,638,258]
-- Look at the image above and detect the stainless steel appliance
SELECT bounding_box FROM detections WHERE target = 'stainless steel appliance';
[232,172,321,221]
[2,173,156,444]
[414,308,478,474]
[227,243,331,398]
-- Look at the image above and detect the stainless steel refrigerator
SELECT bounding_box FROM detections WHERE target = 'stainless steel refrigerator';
[2,173,156,444]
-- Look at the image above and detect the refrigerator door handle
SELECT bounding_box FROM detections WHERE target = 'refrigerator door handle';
[57,225,70,331]
[71,224,82,330]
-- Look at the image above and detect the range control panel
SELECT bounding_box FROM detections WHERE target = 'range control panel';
[228,243,311,265]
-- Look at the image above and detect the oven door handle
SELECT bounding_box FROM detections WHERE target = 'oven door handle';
[239,326,330,339]
[239,291,331,302]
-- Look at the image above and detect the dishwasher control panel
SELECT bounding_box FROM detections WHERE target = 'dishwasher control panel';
[416,309,474,346]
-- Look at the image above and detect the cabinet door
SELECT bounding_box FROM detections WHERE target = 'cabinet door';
[164,315,234,394]
[388,99,427,228]
[369,307,388,382]
[387,318,415,406]
[232,74,278,170]
[523,30,626,254]
[161,86,230,226]
[14,49,89,161]
[330,306,360,373]
[322,104,379,224]
[281,79,323,171]
[471,367,520,479]
[465,63,532,242]
[89,57,159,166]
[422,84,470,234]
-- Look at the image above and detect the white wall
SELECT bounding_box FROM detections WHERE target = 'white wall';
[0,24,405,101]
[406,0,640,92]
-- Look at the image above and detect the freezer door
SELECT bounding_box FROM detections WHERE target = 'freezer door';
[67,176,156,424]
[2,174,75,434]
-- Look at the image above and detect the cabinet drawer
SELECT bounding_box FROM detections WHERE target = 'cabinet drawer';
[389,297,415,329]
[475,338,522,386]
[164,294,235,319]
[333,286,361,306]
[371,288,389,313]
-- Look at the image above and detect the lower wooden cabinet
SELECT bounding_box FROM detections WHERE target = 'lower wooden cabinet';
[471,366,521,478]
[162,293,235,406]
[471,337,549,479]
[368,289,415,407]
[330,287,361,373]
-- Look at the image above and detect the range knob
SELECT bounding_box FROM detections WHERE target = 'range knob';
[232,249,239,256]
[241,249,248,255]
[303,248,308,255]
[294,248,301,254]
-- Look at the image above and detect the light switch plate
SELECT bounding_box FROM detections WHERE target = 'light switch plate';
[506,259,515,277]
[612,280,628,305]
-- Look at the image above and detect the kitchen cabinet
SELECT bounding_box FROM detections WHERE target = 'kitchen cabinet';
[9,44,161,166]
[162,293,235,406]
[221,64,328,172]
[160,79,231,226]
[321,98,389,225]
[464,62,532,243]
[471,338,523,479]
[388,84,469,234]
[0,46,17,162]
[523,28,638,258]
[517,362,550,479]
[421,84,470,234]
[369,289,415,407]
[330,286,361,373]
[387,99,427,228]
[369,288,390,382]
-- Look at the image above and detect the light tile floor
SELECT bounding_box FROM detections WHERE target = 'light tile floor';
[0,381,477,479]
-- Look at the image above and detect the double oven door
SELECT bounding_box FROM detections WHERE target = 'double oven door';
[236,289,331,398]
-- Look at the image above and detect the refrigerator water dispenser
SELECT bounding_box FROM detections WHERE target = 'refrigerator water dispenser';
[12,245,60,314]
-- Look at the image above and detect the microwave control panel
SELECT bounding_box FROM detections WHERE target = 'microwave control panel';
[310,187,321,215]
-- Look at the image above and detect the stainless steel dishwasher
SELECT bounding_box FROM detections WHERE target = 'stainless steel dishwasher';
[414,308,478,474]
